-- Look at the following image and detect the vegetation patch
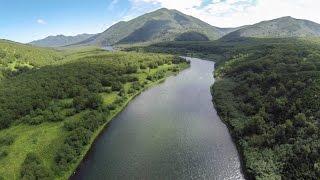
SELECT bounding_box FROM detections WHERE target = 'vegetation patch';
[0,41,190,179]
[175,31,210,41]
[212,41,320,179]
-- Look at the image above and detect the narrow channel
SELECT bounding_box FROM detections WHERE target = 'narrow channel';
[71,58,244,180]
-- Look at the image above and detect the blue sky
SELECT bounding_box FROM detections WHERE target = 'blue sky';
[1,0,319,43]
[0,0,133,43]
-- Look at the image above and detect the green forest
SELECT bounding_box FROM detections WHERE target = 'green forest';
[212,41,320,179]
[136,38,320,179]
[0,40,189,179]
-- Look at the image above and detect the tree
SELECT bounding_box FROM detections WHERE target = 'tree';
[86,94,103,109]
[72,95,87,112]
[111,81,123,91]
[20,153,52,180]
[294,113,307,127]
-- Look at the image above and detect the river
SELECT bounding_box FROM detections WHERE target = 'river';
[71,57,244,180]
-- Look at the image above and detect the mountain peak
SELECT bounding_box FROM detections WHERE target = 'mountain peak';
[222,16,320,40]
[154,8,179,13]
[157,7,170,11]
[279,16,294,19]
[275,16,297,21]
[74,8,232,46]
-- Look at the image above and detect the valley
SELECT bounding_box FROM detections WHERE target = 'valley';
[1,5,320,180]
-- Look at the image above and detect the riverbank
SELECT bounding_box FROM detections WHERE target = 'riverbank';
[71,57,244,179]
[63,62,190,179]
[210,82,250,180]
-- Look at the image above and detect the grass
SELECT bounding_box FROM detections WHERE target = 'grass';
[0,122,66,179]
[0,39,64,67]
[101,92,118,105]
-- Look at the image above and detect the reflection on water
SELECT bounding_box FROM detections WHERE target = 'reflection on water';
[71,58,245,180]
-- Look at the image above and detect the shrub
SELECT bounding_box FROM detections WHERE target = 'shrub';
[72,95,87,112]
[86,94,103,109]
[54,144,77,171]
[0,134,15,147]
[65,109,76,117]
[126,65,138,74]
[132,82,141,90]
[111,81,123,91]
[20,153,52,180]
[73,93,103,112]
[0,150,8,159]
[0,50,6,59]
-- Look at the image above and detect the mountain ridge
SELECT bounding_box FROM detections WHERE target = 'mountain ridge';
[222,16,320,40]
[29,33,95,47]
[72,8,238,46]
[29,10,320,47]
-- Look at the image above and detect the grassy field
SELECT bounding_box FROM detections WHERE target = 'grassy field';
[0,40,190,179]
[0,123,65,179]
[0,40,64,65]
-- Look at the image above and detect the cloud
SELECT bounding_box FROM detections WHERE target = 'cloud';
[129,0,320,27]
[36,19,47,25]
[132,0,202,10]
[108,0,119,10]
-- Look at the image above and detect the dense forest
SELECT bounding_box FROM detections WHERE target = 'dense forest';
[0,41,189,179]
[212,41,320,179]
[126,38,319,63]
[134,38,320,179]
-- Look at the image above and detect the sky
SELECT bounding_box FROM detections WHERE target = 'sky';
[1,0,320,43]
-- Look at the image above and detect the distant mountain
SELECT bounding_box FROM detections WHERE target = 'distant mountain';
[74,8,237,46]
[29,34,94,47]
[222,16,320,40]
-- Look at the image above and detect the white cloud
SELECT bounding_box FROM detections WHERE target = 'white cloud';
[132,0,202,10]
[36,19,47,25]
[108,0,119,10]
[130,0,320,27]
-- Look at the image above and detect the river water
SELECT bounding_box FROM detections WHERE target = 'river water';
[71,58,244,180]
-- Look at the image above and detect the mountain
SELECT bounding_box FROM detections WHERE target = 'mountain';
[74,8,237,46]
[29,34,94,47]
[222,16,320,40]
[175,31,210,41]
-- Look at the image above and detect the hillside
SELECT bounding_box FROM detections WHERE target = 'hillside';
[0,39,65,79]
[212,39,320,179]
[222,16,320,40]
[74,8,236,46]
[174,31,210,41]
[29,34,94,47]
[126,37,314,63]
